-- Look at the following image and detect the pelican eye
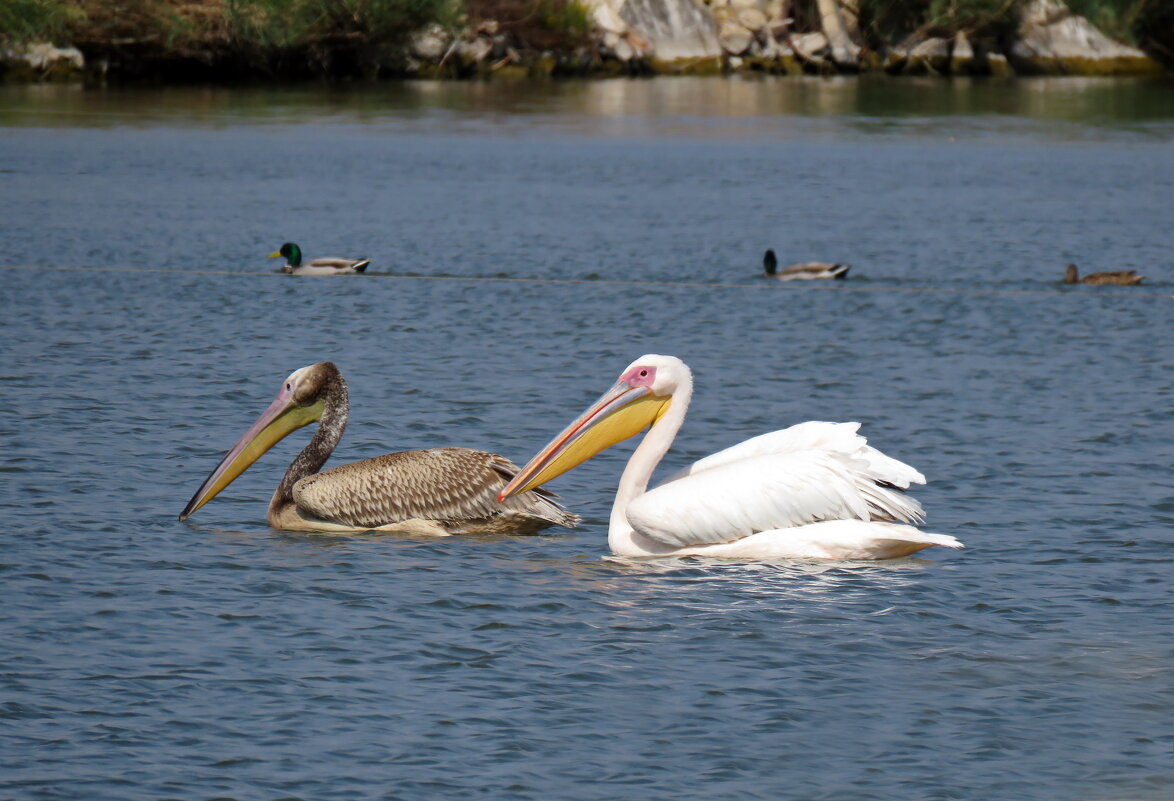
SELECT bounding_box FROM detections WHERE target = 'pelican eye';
[639,369,648,377]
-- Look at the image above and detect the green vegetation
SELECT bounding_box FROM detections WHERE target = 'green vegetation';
[1,0,1168,77]
[790,0,1169,56]
[226,0,448,50]
[849,0,1023,44]
[0,0,595,77]
[1068,0,1137,41]
[1068,0,1174,65]
[224,0,452,74]
[465,0,591,50]
[782,0,1025,54]
[0,0,81,44]
[538,0,591,45]
[0,0,454,77]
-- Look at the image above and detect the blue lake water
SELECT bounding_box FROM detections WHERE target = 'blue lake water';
[1,77,1172,800]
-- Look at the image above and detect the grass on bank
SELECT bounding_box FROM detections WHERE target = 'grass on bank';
[0,0,594,75]
[1,0,1171,74]
[0,0,81,44]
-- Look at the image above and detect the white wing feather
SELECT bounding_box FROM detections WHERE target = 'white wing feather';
[628,423,927,549]
[665,421,925,488]
[684,521,962,560]
[628,451,922,549]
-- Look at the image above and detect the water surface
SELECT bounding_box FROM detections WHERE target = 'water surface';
[1,77,1171,801]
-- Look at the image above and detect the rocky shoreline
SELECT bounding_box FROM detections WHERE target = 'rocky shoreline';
[403,0,1165,80]
[1,0,1167,82]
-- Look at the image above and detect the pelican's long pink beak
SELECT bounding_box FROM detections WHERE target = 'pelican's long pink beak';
[179,384,322,521]
[499,379,671,501]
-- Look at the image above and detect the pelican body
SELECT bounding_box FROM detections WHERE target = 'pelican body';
[500,355,960,561]
[180,362,578,534]
[269,242,370,275]
[763,249,849,281]
[1063,263,1143,286]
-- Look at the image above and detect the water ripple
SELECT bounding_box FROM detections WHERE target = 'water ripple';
[1,87,1171,801]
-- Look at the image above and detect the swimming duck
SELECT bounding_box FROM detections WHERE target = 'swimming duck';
[1063,263,1143,286]
[763,249,850,281]
[269,242,370,276]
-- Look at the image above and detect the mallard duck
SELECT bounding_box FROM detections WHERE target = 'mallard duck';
[1063,263,1143,286]
[763,249,850,281]
[269,242,370,276]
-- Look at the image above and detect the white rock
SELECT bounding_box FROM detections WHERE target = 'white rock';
[1021,0,1069,27]
[736,7,768,31]
[789,31,828,57]
[409,25,448,60]
[718,20,753,55]
[909,37,949,60]
[591,0,630,34]
[952,31,973,59]
[4,43,84,71]
[614,0,722,59]
[986,51,1012,76]
[1013,0,1153,62]
[951,31,974,72]
[457,37,493,63]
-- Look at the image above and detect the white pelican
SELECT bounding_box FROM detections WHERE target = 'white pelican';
[763,248,850,281]
[269,242,370,275]
[180,362,578,534]
[499,355,961,560]
[1063,263,1143,286]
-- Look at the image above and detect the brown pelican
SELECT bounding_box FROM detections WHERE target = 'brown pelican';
[763,249,850,281]
[180,362,578,534]
[1063,263,1143,286]
[269,243,370,276]
[500,354,960,560]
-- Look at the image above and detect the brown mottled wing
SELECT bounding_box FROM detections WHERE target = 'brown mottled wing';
[291,447,573,530]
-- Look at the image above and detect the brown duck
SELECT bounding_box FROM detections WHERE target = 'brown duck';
[1064,263,1144,286]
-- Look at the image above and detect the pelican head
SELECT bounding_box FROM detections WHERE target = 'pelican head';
[763,249,778,276]
[179,362,340,520]
[498,354,686,501]
[269,242,302,268]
